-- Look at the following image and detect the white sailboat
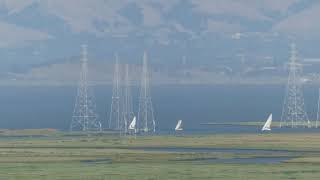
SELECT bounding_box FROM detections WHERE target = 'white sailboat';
[129,116,137,132]
[175,120,183,131]
[262,114,272,131]
[127,116,137,138]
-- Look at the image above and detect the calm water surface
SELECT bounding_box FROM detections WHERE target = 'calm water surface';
[0,85,318,134]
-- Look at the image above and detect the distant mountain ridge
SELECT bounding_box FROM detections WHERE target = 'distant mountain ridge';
[0,0,319,77]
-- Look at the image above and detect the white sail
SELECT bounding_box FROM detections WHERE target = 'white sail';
[129,116,136,130]
[175,120,183,131]
[262,114,272,131]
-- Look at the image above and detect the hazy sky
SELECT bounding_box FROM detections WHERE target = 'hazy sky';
[0,0,319,70]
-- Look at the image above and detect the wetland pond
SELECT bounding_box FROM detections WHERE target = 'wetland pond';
[127,147,297,164]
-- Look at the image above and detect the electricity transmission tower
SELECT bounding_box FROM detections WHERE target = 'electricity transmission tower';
[120,64,135,135]
[280,43,310,128]
[138,51,156,133]
[109,53,121,130]
[70,45,102,131]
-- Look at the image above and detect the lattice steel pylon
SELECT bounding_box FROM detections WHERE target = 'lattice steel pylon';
[109,53,121,130]
[120,64,135,135]
[137,51,156,133]
[280,43,310,128]
[70,45,102,131]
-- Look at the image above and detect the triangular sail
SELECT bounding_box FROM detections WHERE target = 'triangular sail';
[129,116,136,130]
[262,114,272,131]
[175,120,183,131]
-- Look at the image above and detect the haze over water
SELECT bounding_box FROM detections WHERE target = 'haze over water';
[0,85,318,132]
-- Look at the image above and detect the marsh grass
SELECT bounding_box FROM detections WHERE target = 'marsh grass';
[0,130,319,179]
